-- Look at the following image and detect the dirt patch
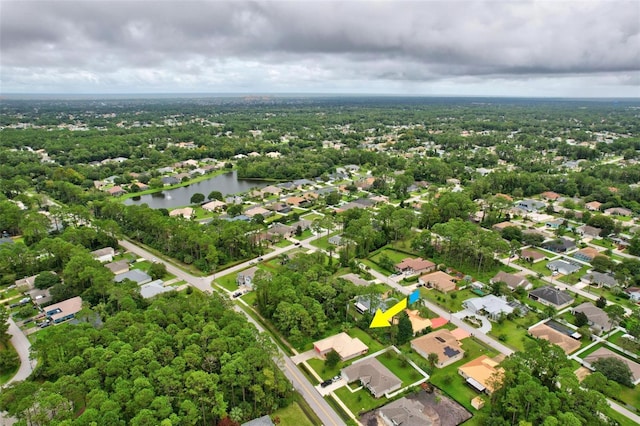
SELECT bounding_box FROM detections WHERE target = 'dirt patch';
[359,389,472,426]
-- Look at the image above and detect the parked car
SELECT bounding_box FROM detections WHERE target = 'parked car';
[320,379,333,388]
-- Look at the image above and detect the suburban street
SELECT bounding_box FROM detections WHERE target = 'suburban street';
[1,319,34,388]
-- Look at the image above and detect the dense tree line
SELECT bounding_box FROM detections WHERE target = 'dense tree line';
[0,291,292,425]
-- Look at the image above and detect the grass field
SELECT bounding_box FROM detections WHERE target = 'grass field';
[334,386,386,416]
[215,273,240,292]
[310,232,340,250]
[307,358,341,382]
[376,350,423,386]
[272,401,316,426]
[488,312,540,352]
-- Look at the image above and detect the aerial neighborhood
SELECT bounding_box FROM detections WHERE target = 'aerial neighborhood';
[1,97,639,426]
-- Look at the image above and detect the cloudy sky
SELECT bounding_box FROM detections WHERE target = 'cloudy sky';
[1,0,639,97]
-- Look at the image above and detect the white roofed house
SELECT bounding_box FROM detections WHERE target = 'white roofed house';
[91,247,115,263]
[463,295,514,321]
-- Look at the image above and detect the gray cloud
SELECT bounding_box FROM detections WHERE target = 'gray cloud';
[1,0,639,95]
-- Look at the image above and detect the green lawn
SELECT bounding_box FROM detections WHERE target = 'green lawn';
[293,229,314,240]
[605,406,638,426]
[241,291,256,306]
[369,248,413,266]
[273,239,293,248]
[488,313,540,352]
[307,358,342,382]
[333,386,386,416]
[347,327,386,353]
[360,259,390,277]
[310,232,340,250]
[215,273,240,292]
[272,401,315,426]
[376,351,423,386]
[516,258,552,277]
[265,213,284,224]
[590,239,615,249]
[301,212,323,221]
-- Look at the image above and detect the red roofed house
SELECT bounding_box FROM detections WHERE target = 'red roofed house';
[585,201,602,211]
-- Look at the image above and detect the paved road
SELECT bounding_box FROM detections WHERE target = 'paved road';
[2,318,35,387]
[120,233,346,426]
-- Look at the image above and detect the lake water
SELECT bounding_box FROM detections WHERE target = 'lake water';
[123,171,269,209]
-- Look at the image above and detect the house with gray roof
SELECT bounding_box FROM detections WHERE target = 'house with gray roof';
[491,271,532,291]
[529,286,574,309]
[572,302,612,334]
[580,271,618,288]
[546,259,581,275]
[542,238,576,253]
[241,415,274,426]
[114,269,152,285]
[342,357,402,398]
[378,398,431,426]
[463,295,514,321]
[515,199,546,212]
[237,266,260,289]
[140,280,174,299]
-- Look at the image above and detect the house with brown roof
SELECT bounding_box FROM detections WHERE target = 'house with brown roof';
[573,247,601,262]
[169,207,194,219]
[418,271,457,293]
[411,329,464,368]
[394,257,436,276]
[585,201,602,211]
[341,357,402,398]
[491,221,518,232]
[45,296,83,324]
[313,332,368,361]
[285,196,307,207]
[107,186,126,196]
[490,271,532,291]
[458,355,504,394]
[202,200,227,212]
[104,260,129,275]
[528,323,581,354]
[520,249,545,263]
[576,225,602,238]
[540,191,561,201]
[244,206,271,218]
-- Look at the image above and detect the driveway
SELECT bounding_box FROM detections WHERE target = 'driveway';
[2,318,35,388]
[453,309,492,334]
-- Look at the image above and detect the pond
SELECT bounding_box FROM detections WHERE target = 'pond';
[123,171,269,209]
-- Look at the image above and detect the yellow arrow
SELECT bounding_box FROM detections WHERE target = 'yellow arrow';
[369,297,408,328]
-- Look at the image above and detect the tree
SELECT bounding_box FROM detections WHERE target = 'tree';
[591,255,614,273]
[0,350,19,374]
[396,312,413,345]
[605,304,625,330]
[190,193,205,205]
[34,271,61,289]
[149,178,164,189]
[501,226,522,242]
[148,262,167,281]
[574,311,589,328]
[592,357,634,387]
[208,191,223,201]
[0,307,10,344]
[427,352,439,368]
[325,350,340,369]
[377,253,395,273]
[595,296,607,309]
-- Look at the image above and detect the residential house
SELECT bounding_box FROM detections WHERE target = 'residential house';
[463,295,514,321]
[104,260,130,275]
[520,249,545,263]
[157,166,174,174]
[625,287,640,302]
[546,259,581,275]
[394,257,436,276]
[328,235,344,246]
[140,280,174,299]
[28,288,52,307]
[14,274,38,290]
[572,302,612,334]
[244,206,271,218]
[353,295,398,315]
[45,296,83,324]
[339,273,370,287]
[585,201,602,211]
[352,198,375,208]
[418,271,457,293]
[411,329,465,368]
[236,266,259,289]
[577,225,602,238]
[169,207,194,219]
[174,172,190,181]
[225,195,243,205]
[573,247,601,262]
[91,247,115,263]
[241,415,274,426]
[202,200,227,212]
[260,185,283,197]
[378,398,431,426]
[491,271,532,291]
[107,186,126,196]
[458,355,504,394]
[541,238,576,253]
[132,182,149,191]
[267,223,294,239]
[545,218,566,229]
[161,176,179,186]
[541,191,561,201]
[515,199,546,212]
[290,219,312,231]
[584,348,640,383]
[113,269,152,285]
[313,332,368,361]
[266,202,291,214]
[605,207,632,216]
[528,323,581,354]
[341,357,402,398]
[580,271,618,288]
[528,286,574,309]
[492,221,518,232]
